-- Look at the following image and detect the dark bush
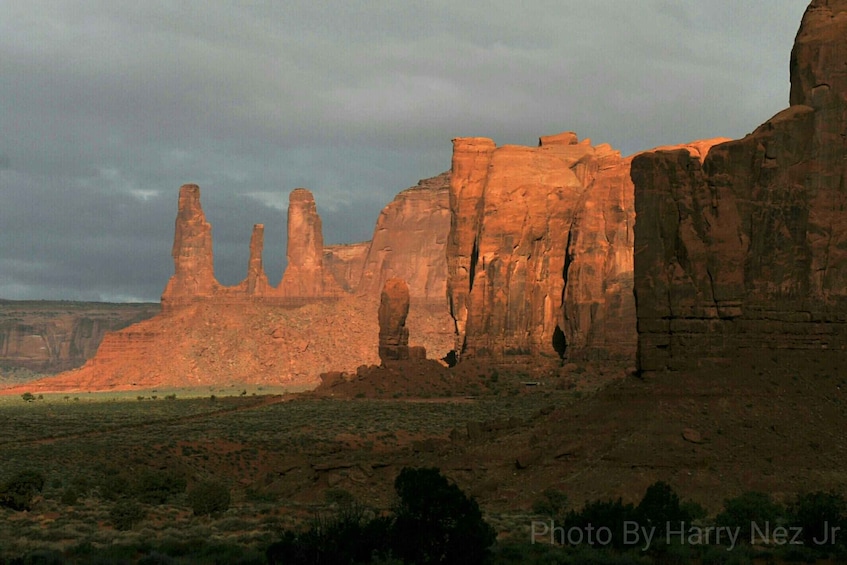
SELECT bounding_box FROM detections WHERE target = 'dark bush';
[532,487,569,522]
[715,491,785,543]
[134,469,187,504]
[99,473,130,501]
[392,466,496,564]
[188,480,231,516]
[267,509,393,565]
[110,499,145,531]
[636,481,692,538]
[788,491,847,549]
[267,467,494,565]
[563,498,637,549]
[61,487,79,506]
[0,470,45,511]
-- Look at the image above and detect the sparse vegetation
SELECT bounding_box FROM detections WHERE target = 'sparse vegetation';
[188,480,231,517]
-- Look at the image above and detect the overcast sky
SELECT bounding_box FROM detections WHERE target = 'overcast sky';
[1,1,808,302]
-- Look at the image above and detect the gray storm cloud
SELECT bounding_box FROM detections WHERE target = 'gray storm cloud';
[0,1,806,301]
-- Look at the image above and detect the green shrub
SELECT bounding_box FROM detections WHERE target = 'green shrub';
[134,468,187,504]
[110,499,145,531]
[61,487,80,506]
[532,487,569,522]
[392,467,496,564]
[99,471,130,501]
[188,480,231,516]
[0,470,45,511]
[788,491,847,549]
[715,491,785,543]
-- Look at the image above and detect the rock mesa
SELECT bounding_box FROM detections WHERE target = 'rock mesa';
[632,0,847,371]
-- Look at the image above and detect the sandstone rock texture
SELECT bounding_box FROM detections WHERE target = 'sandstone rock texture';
[358,172,451,303]
[6,175,455,392]
[161,184,219,306]
[278,188,342,298]
[446,133,637,360]
[242,224,271,295]
[377,278,427,363]
[324,242,369,293]
[632,0,847,371]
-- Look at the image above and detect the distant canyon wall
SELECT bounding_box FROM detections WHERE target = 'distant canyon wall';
[0,302,159,374]
[633,0,847,371]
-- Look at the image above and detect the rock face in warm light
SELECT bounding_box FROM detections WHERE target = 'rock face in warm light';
[446,134,637,360]
[633,0,847,371]
[358,172,451,303]
[5,176,455,392]
[324,242,370,293]
[161,184,219,306]
[278,188,342,297]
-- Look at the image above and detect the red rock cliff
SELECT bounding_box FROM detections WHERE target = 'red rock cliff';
[358,172,451,303]
[447,133,637,360]
[632,0,847,371]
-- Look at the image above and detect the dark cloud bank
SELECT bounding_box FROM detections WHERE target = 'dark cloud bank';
[0,1,806,301]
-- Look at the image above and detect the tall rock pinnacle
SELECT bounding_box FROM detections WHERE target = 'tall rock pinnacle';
[244,224,270,295]
[278,188,340,297]
[378,278,411,363]
[161,184,219,306]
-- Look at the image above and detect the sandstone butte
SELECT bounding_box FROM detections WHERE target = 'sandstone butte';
[447,132,636,361]
[632,0,847,372]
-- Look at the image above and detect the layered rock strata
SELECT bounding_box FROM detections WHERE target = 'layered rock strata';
[446,133,637,360]
[632,0,847,371]
[0,301,159,374]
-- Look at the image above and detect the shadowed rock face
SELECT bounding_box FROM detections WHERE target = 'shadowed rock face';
[446,133,637,360]
[633,0,847,372]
